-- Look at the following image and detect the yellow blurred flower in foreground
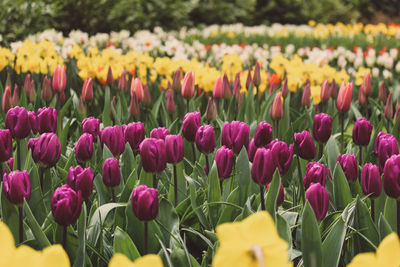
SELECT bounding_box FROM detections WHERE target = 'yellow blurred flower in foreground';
[0,220,70,267]
[109,254,163,267]
[347,233,400,267]
[212,211,292,267]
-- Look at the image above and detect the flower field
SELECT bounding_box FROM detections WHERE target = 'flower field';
[0,22,400,267]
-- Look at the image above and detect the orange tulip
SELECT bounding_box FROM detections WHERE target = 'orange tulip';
[336,81,353,112]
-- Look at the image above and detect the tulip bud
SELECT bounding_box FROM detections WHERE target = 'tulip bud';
[52,65,66,92]
[131,185,159,221]
[118,71,128,91]
[123,122,145,152]
[37,107,57,134]
[131,78,144,101]
[100,126,125,156]
[301,83,311,107]
[5,106,31,139]
[150,127,169,140]
[28,111,38,134]
[2,85,11,113]
[205,97,217,121]
[57,91,66,104]
[106,66,114,85]
[24,74,32,95]
[67,166,94,199]
[215,145,234,179]
[251,148,276,185]
[269,140,293,176]
[102,158,121,187]
[313,113,332,143]
[28,133,61,167]
[165,89,176,114]
[195,125,216,155]
[0,129,12,162]
[139,138,167,173]
[281,77,288,98]
[362,72,371,96]
[5,157,14,174]
[294,131,316,160]
[129,92,140,118]
[330,79,337,98]
[51,185,82,226]
[358,86,367,106]
[253,62,261,87]
[247,138,257,162]
[42,76,53,102]
[336,81,353,112]
[142,84,151,105]
[337,154,358,182]
[172,68,182,92]
[352,117,373,146]
[233,72,241,101]
[270,92,284,120]
[3,170,31,205]
[223,73,231,99]
[254,121,273,148]
[267,183,284,206]
[181,71,195,99]
[306,183,329,221]
[383,155,400,199]
[81,78,93,102]
[378,81,387,103]
[75,133,93,164]
[221,121,249,155]
[212,77,223,99]
[165,135,184,164]
[320,80,330,102]
[361,163,381,198]
[303,162,327,189]
[82,117,100,141]
[11,85,19,107]
[29,81,36,102]
[182,112,201,143]
[384,92,393,120]
[375,132,399,172]
[245,69,252,90]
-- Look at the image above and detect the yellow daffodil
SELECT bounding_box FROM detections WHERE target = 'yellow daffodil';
[212,211,292,267]
[108,253,163,267]
[347,233,400,267]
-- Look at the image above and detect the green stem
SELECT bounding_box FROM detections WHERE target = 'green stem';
[296,154,305,204]
[371,199,375,222]
[39,167,44,193]
[359,146,363,183]
[397,200,400,237]
[260,185,265,210]
[186,99,190,113]
[19,206,23,244]
[17,140,21,170]
[318,143,324,160]
[111,188,116,202]
[173,164,178,207]
[62,226,67,250]
[191,143,196,163]
[340,112,345,154]
[144,221,148,255]
[153,174,157,188]
[205,154,210,176]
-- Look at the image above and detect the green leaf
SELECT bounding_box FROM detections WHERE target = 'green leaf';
[186,176,210,229]
[354,196,380,251]
[378,213,394,241]
[23,200,51,248]
[384,197,397,232]
[217,188,239,225]
[333,163,352,210]
[322,217,346,267]
[1,184,19,244]
[113,227,141,261]
[208,161,221,227]
[102,86,112,127]
[73,202,87,267]
[326,137,340,172]
[301,202,322,267]
[276,214,292,247]
[157,198,180,247]
[151,93,163,119]
[236,148,251,206]
[265,170,280,222]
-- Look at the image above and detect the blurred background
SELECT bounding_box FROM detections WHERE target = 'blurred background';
[2,0,400,41]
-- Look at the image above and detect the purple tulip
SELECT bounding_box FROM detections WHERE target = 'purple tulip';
[123,122,145,152]
[195,125,216,155]
[100,126,125,156]
[221,121,249,155]
[215,146,234,179]
[361,163,381,198]
[102,158,121,187]
[5,157,14,174]
[251,148,276,185]
[5,106,31,139]
[28,133,61,167]
[306,183,329,221]
[0,129,12,162]
[294,131,316,160]
[150,127,170,140]
[3,170,31,205]
[304,162,327,189]
[67,166,94,199]
[248,138,257,162]
[131,185,159,221]
[139,138,167,173]
[37,107,57,133]
[313,113,332,143]
[165,135,184,164]
[182,112,201,142]
[75,133,93,164]
[353,118,373,146]
[254,121,273,147]
[28,111,38,134]
[374,132,399,172]
[269,139,293,176]
[383,154,400,199]
[51,184,82,226]
[82,117,100,141]
[337,154,358,182]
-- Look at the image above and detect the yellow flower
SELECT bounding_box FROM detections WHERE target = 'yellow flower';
[347,233,400,267]
[212,211,292,267]
[109,253,163,267]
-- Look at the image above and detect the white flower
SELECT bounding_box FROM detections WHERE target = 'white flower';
[372,67,380,77]
[383,69,392,79]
